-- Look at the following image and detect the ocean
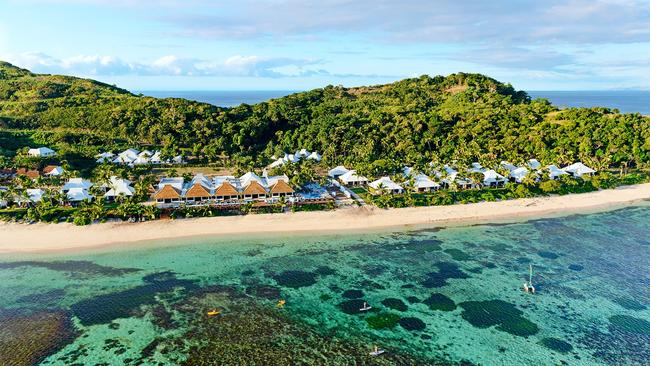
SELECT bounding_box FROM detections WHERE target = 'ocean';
[1,207,649,365]
[138,90,650,115]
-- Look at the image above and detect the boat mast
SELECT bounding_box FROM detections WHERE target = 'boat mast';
[529,264,533,285]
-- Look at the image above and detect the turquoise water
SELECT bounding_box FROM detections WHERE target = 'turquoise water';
[1,206,649,365]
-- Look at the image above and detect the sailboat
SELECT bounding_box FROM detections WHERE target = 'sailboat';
[359,302,372,312]
[369,345,385,356]
[522,264,536,294]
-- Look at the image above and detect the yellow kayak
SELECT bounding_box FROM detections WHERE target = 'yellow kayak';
[276,300,286,308]
[207,309,221,316]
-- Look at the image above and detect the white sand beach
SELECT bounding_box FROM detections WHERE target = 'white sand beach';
[1,183,650,254]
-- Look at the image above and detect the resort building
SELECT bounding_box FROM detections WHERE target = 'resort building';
[509,167,529,183]
[154,184,183,206]
[528,159,542,170]
[96,152,115,163]
[548,165,569,180]
[339,170,368,186]
[214,180,240,202]
[269,180,295,198]
[469,162,486,173]
[269,149,322,168]
[103,176,135,201]
[66,187,93,203]
[328,166,350,178]
[27,147,56,158]
[369,177,404,194]
[62,178,94,204]
[410,173,440,192]
[500,161,517,172]
[482,170,507,187]
[563,162,596,178]
[16,188,45,206]
[43,165,65,176]
[16,168,40,180]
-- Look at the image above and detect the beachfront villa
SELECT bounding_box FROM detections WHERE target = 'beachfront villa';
[27,147,56,158]
[103,176,135,201]
[563,162,596,178]
[328,165,350,178]
[153,172,295,208]
[409,173,440,192]
[269,149,322,168]
[369,176,404,194]
[97,148,183,166]
[62,178,94,203]
[338,170,369,186]
[16,188,45,206]
[43,165,65,176]
[509,167,530,183]
[482,169,507,187]
[548,165,569,180]
[528,159,542,170]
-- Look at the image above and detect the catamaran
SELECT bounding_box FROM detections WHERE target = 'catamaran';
[522,264,536,294]
[369,346,385,356]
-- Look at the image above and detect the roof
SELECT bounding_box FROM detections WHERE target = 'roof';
[528,159,542,170]
[16,168,40,179]
[185,182,212,198]
[510,167,529,180]
[270,180,294,194]
[154,184,182,199]
[158,177,184,191]
[412,173,439,188]
[563,162,596,176]
[240,172,263,186]
[307,151,322,161]
[26,189,45,203]
[215,181,239,196]
[369,177,404,191]
[104,177,135,197]
[67,188,93,202]
[242,180,267,195]
[43,165,64,176]
[339,170,368,183]
[483,170,506,183]
[500,161,517,172]
[63,178,93,191]
[328,165,349,177]
[548,165,568,177]
[28,147,55,156]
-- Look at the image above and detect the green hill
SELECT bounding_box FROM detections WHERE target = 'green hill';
[0,61,648,170]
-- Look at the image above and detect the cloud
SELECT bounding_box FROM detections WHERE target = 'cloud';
[149,0,650,44]
[0,52,329,78]
[460,46,576,70]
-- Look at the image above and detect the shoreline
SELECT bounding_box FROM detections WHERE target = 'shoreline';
[1,183,650,254]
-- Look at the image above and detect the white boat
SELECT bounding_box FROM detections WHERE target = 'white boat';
[523,264,536,294]
[369,346,385,356]
[359,302,372,311]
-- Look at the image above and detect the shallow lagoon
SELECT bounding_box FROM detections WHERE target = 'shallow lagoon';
[1,206,649,365]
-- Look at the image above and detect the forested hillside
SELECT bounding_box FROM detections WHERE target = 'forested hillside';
[1,61,648,170]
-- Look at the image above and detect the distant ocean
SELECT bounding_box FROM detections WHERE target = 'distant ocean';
[138,90,650,115]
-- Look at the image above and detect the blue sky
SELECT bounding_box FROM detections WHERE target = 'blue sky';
[1,0,649,91]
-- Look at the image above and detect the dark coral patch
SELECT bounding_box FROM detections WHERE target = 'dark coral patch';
[609,315,650,335]
[245,285,281,300]
[381,298,408,312]
[272,270,317,288]
[399,317,426,331]
[443,248,471,261]
[71,271,198,326]
[423,293,456,311]
[339,299,369,315]
[613,298,647,311]
[537,251,559,259]
[459,300,539,337]
[314,266,336,276]
[342,289,364,299]
[404,239,443,253]
[406,296,420,304]
[365,312,401,329]
[568,264,584,271]
[422,262,469,288]
[0,260,139,277]
[540,337,573,353]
